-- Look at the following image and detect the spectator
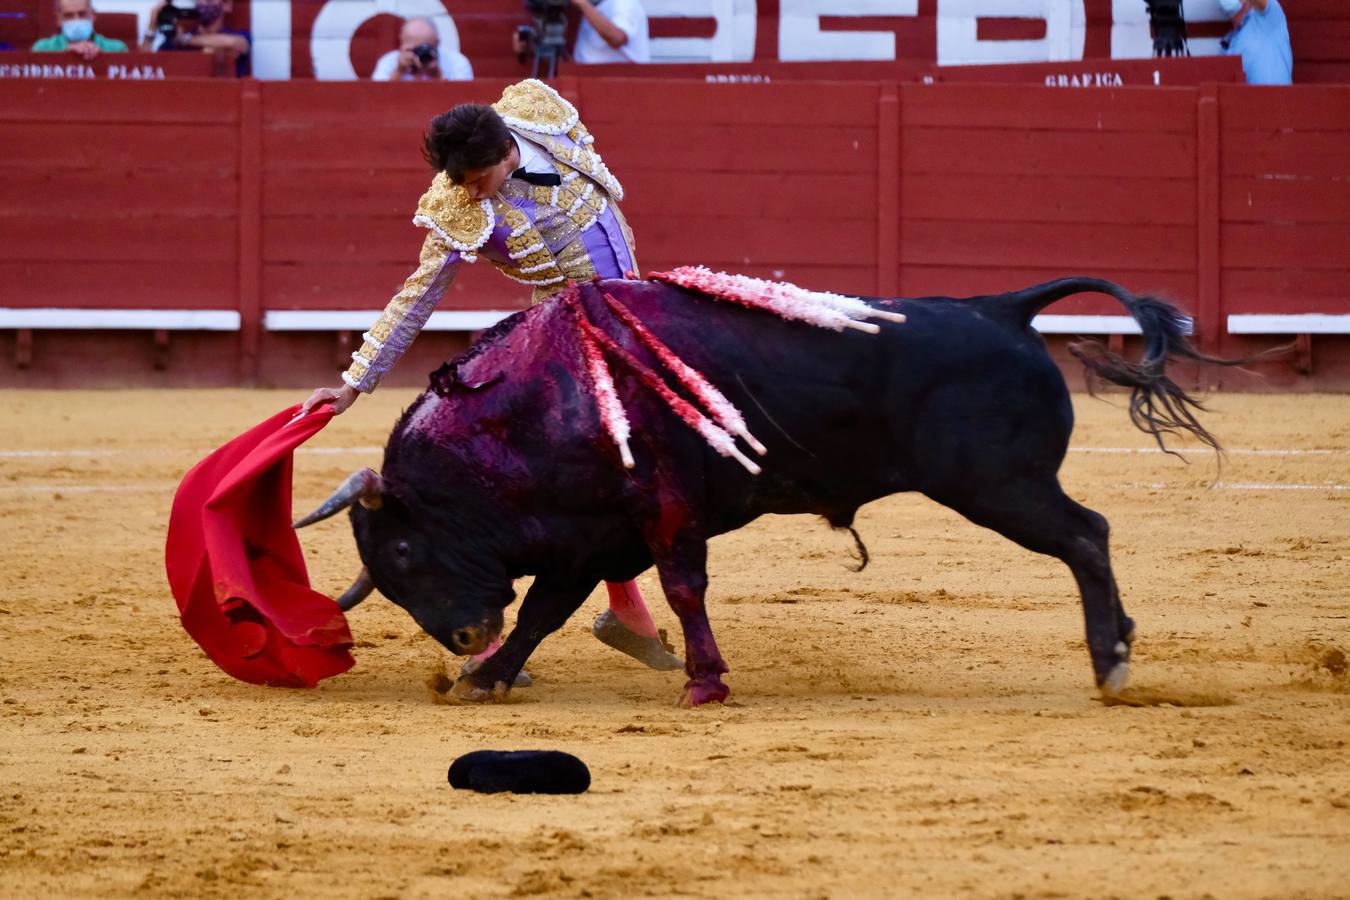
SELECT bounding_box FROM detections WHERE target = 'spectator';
[571,0,648,64]
[148,0,251,78]
[31,0,129,60]
[371,15,473,81]
[1219,0,1292,85]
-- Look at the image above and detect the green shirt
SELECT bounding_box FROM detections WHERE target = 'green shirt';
[31,33,129,53]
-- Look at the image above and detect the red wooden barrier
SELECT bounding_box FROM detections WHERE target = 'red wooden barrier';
[897,82,1199,313]
[0,80,240,312]
[1,78,1348,389]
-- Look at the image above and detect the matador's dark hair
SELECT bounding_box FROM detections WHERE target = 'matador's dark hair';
[422,104,513,184]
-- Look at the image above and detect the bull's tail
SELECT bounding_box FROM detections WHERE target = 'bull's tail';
[1000,277,1261,457]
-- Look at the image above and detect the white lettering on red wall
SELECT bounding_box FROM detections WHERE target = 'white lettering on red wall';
[0,62,165,79]
[232,0,1243,80]
[645,0,757,63]
[937,0,1083,65]
[779,0,918,63]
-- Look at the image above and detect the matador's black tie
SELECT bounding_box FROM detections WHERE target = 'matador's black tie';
[511,168,562,187]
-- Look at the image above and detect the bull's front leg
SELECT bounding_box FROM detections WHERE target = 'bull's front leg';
[650,537,728,707]
[451,576,595,702]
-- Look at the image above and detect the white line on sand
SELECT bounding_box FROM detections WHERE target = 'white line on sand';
[0,483,179,494]
[0,447,386,459]
[1,446,1344,460]
[3,481,1347,496]
[1070,448,1343,456]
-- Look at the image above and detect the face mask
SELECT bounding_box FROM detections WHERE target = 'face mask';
[196,2,224,26]
[1216,0,1244,17]
[60,18,93,42]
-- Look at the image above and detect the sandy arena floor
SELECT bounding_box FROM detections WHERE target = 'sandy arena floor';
[1,390,1347,899]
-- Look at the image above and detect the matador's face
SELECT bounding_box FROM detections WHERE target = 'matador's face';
[458,141,518,201]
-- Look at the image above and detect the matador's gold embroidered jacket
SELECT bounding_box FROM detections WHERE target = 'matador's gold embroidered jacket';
[343,79,638,393]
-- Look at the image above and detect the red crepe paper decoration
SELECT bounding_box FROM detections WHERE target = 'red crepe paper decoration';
[165,405,355,687]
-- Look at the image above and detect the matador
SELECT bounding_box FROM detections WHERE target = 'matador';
[302,79,682,673]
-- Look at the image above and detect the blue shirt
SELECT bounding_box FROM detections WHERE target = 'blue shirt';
[1226,0,1293,85]
[162,27,251,78]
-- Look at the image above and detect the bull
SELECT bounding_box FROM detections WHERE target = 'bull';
[297,275,1235,706]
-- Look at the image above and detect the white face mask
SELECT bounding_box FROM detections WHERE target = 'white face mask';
[1217,0,1245,17]
[61,18,94,42]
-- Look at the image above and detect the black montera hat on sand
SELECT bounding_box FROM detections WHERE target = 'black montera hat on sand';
[448,750,591,794]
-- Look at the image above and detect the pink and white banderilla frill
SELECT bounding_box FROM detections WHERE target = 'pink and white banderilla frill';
[566,267,907,475]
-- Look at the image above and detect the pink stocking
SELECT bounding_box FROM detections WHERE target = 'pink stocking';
[605,579,659,638]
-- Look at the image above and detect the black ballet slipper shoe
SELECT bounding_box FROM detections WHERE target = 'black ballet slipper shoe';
[591,609,684,671]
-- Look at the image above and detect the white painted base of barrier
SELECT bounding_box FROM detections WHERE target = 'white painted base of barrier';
[0,308,241,330]
[1031,314,1142,334]
[1227,314,1350,335]
[264,310,517,332]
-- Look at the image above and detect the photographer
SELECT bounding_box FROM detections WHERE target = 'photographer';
[1219,0,1292,85]
[572,0,648,63]
[515,0,649,69]
[145,0,251,78]
[371,16,473,82]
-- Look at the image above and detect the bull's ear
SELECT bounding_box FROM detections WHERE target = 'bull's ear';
[462,372,505,391]
[430,361,503,395]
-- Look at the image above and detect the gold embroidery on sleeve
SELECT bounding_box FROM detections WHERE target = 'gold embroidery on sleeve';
[345,232,452,382]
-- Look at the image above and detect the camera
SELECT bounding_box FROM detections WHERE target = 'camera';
[517,0,570,79]
[155,1,198,41]
[1145,0,1189,58]
[410,42,437,69]
[524,0,569,14]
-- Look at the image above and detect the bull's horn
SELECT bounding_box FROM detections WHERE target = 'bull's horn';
[336,567,375,611]
[293,468,382,528]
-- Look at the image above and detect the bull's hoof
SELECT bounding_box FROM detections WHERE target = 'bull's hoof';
[593,610,684,671]
[677,677,729,708]
[1096,635,1134,700]
[1100,661,1131,699]
[461,657,533,688]
[449,676,501,704]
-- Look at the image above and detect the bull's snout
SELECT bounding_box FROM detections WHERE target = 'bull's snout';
[449,625,490,656]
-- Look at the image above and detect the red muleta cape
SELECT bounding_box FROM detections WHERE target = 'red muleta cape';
[165,405,355,687]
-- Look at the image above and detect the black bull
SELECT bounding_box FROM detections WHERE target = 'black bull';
[299,276,1234,706]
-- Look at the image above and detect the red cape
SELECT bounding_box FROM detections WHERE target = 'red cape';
[166,405,355,687]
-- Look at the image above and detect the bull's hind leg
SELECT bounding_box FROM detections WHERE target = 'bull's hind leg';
[648,537,729,707]
[936,478,1134,696]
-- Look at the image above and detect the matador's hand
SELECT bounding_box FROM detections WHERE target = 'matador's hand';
[300,384,359,417]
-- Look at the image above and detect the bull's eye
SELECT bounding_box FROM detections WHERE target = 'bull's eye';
[390,538,413,571]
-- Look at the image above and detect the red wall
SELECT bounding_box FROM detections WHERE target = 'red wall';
[1,77,1348,389]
